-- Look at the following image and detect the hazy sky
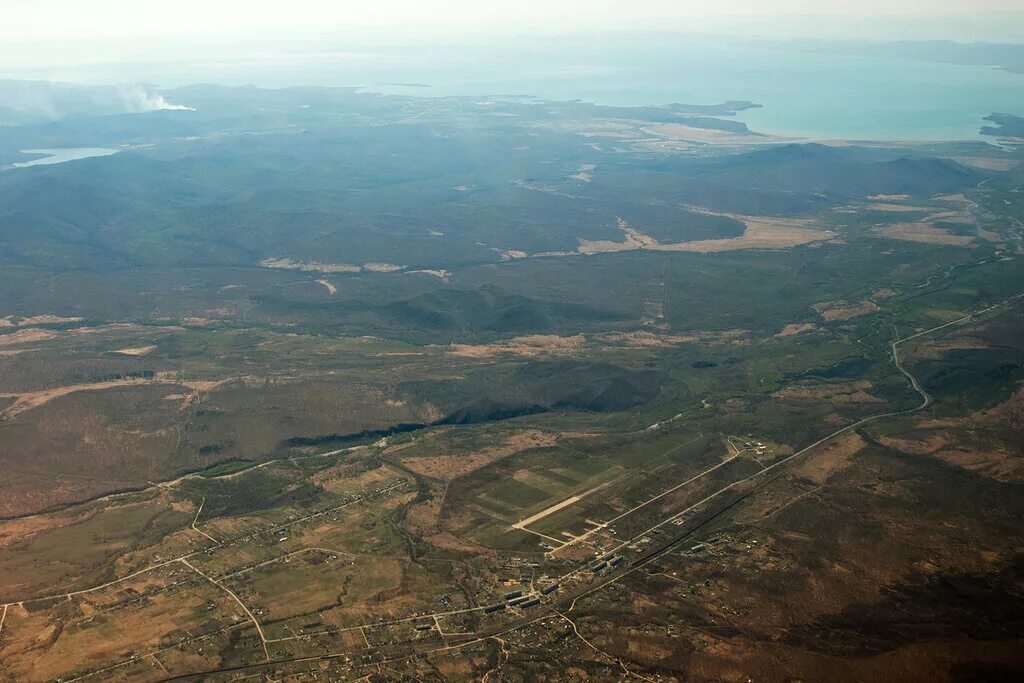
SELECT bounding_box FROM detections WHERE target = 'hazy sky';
[3,0,1023,74]
[6,0,1024,38]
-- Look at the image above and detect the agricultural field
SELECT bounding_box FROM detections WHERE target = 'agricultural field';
[1,82,1023,681]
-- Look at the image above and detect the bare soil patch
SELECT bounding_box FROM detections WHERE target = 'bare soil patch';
[0,374,233,421]
[934,448,1024,483]
[656,211,835,253]
[400,430,557,481]
[913,336,990,360]
[949,156,1019,171]
[578,219,656,254]
[793,432,867,484]
[577,213,834,256]
[881,432,1024,484]
[363,262,405,273]
[406,269,451,281]
[597,330,700,346]
[424,531,494,557]
[446,334,585,358]
[0,328,57,346]
[812,300,880,321]
[774,380,884,404]
[867,203,934,213]
[921,210,972,224]
[0,315,83,327]
[873,222,974,247]
[776,323,818,337]
[645,123,793,145]
[112,345,157,356]
[260,257,360,273]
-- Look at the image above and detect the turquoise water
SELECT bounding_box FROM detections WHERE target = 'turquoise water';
[21,36,1023,141]
[355,40,1024,141]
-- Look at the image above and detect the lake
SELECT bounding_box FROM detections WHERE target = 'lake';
[13,147,121,168]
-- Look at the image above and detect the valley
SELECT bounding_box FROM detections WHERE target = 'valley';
[0,83,1023,681]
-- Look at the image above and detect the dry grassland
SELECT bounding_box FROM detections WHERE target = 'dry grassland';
[873,222,975,246]
[812,300,880,321]
[446,334,585,358]
[400,430,557,480]
[774,380,884,404]
[792,432,867,485]
[776,323,818,337]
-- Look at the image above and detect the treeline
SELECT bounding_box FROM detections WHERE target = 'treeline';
[92,369,155,382]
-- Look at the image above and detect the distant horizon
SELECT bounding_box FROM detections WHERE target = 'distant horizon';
[4,34,1024,143]
[3,2,1024,77]
[4,29,1024,88]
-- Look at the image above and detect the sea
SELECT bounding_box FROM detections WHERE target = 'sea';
[12,36,1024,141]
[355,39,1024,141]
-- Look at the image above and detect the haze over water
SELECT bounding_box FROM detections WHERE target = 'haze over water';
[4,33,1022,141]
[42,37,1021,142]
[363,40,1024,141]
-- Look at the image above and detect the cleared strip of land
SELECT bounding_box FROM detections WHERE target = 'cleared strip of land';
[511,484,607,530]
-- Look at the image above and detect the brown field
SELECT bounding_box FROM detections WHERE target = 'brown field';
[576,214,835,256]
[400,429,558,480]
[260,257,361,273]
[220,551,359,628]
[597,330,698,346]
[0,375,223,421]
[812,299,880,321]
[949,155,1020,171]
[312,461,409,495]
[0,348,39,357]
[921,209,973,224]
[791,432,867,485]
[577,219,656,254]
[0,495,191,601]
[446,334,585,358]
[866,203,934,213]
[873,222,975,246]
[600,329,749,346]
[879,386,1024,484]
[776,322,818,337]
[656,214,836,253]
[0,315,84,327]
[931,448,1024,483]
[0,568,246,682]
[774,380,884,404]
[912,335,991,359]
[878,432,953,456]
[0,328,58,346]
[644,123,795,145]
